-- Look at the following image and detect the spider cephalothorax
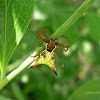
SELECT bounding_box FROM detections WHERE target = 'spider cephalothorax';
[46,38,58,52]
[28,29,70,76]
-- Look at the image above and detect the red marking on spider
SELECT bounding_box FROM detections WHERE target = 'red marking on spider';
[51,56,54,60]
[41,52,46,58]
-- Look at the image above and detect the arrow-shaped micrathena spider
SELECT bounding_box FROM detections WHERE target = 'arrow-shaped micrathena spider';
[28,29,70,76]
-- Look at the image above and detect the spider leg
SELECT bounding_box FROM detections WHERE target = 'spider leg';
[36,29,51,43]
[38,30,48,38]
[54,52,63,70]
[38,44,45,47]
[42,29,51,35]
[36,32,47,42]
[59,45,69,52]
[61,36,70,48]
[58,36,70,52]
[30,48,45,58]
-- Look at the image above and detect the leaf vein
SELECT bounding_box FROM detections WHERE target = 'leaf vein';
[6,1,33,63]
[6,1,25,46]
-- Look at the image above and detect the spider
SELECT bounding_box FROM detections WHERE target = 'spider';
[28,29,70,76]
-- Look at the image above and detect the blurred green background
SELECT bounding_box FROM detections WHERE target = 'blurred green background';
[1,0,100,100]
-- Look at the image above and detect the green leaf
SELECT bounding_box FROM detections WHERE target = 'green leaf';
[68,79,100,100]
[0,0,36,79]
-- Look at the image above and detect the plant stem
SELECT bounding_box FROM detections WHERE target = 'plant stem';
[1,67,6,80]
[0,53,37,90]
[51,0,95,39]
[0,0,96,90]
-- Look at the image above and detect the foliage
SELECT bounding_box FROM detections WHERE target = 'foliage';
[68,79,100,100]
[0,0,100,100]
[0,0,36,79]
